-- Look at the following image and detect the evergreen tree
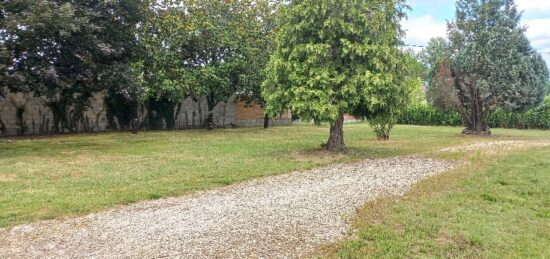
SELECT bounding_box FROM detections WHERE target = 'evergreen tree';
[448,0,549,134]
[263,0,409,150]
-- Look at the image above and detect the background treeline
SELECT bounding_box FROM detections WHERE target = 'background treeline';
[0,0,280,132]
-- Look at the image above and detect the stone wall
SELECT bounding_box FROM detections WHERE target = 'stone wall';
[0,88,292,136]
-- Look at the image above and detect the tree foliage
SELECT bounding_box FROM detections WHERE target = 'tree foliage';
[0,0,146,132]
[263,0,410,149]
[141,0,278,128]
[428,59,460,112]
[418,38,450,85]
[448,0,549,134]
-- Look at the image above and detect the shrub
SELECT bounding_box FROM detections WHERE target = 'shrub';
[369,115,396,140]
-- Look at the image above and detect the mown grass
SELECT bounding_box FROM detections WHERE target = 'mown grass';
[0,124,548,228]
[321,139,550,258]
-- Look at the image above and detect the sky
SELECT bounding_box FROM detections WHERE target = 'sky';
[403,0,550,67]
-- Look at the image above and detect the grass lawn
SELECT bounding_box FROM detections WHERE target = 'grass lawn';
[322,137,550,258]
[0,124,548,229]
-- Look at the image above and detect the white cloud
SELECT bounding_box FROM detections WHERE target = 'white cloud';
[516,0,550,13]
[402,15,447,47]
[523,18,550,67]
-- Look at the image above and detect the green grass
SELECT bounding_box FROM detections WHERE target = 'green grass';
[0,124,548,228]
[322,141,550,258]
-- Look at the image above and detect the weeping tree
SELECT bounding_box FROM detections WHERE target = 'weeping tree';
[263,0,408,150]
[448,0,549,134]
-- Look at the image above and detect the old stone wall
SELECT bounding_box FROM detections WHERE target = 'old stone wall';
[0,88,292,136]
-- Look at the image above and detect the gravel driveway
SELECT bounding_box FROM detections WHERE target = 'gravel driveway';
[0,157,453,258]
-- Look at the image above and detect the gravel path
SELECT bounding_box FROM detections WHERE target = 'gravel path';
[440,140,550,152]
[0,157,453,258]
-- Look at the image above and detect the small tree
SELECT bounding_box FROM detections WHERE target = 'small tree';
[263,0,407,150]
[354,51,422,140]
[448,0,549,134]
[419,38,460,112]
[428,59,460,112]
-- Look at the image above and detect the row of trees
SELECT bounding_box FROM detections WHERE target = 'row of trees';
[0,0,420,150]
[1,1,148,131]
[0,0,280,132]
[1,0,548,150]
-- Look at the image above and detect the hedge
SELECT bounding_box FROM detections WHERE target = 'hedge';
[397,104,462,126]
[398,97,550,130]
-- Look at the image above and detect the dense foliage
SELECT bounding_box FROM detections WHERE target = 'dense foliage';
[0,0,146,133]
[397,103,463,126]
[140,0,278,129]
[263,0,412,149]
[447,0,549,134]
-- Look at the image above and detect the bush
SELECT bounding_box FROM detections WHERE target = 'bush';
[369,115,396,140]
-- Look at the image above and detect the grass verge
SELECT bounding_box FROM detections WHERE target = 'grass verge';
[320,146,550,258]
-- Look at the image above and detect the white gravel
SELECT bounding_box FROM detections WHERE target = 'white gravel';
[440,140,550,152]
[0,157,453,258]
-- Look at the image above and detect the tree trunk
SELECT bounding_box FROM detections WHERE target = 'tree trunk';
[206,112,214,130]
[463,91,490,135]
[205,93,216,130]
[263,114,270,129]
[326,113,345,151]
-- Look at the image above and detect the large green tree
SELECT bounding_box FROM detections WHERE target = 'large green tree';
[262,0,408,150]
[0,0,146,133]
[142,0,277,129]
[448,0,549,134]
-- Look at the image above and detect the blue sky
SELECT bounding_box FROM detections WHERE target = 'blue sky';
[403,0,550,66]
